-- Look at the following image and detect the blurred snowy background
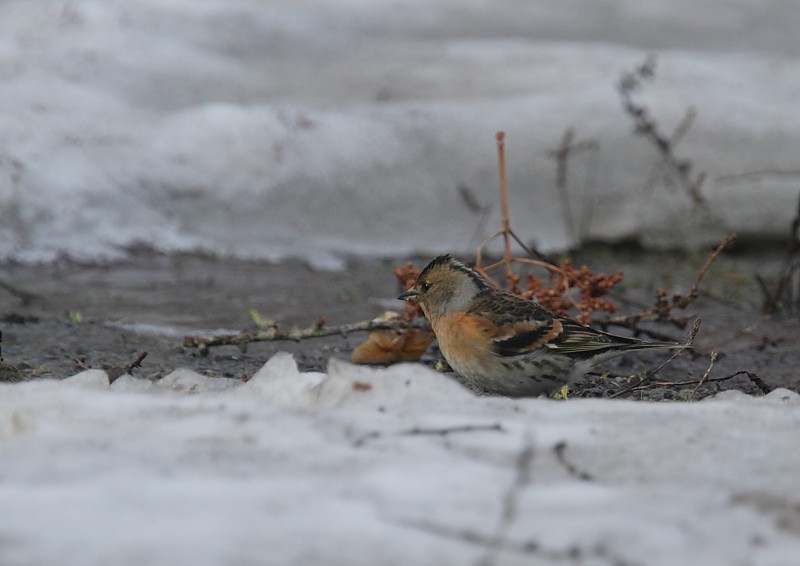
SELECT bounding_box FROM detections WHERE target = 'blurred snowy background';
[1,0,799,268]
[3,3,800,565]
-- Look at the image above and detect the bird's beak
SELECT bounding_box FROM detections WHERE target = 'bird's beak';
[397,289,419,301]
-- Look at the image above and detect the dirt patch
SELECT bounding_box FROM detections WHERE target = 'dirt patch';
[1,246,798,399]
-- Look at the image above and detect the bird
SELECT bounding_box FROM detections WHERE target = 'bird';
[397,254,681,397]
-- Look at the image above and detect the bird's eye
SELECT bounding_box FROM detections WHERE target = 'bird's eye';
[420,281,432,293]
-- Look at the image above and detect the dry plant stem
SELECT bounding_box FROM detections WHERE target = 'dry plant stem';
[609,318,701,399]
[670,107,696,146]
[758,191,800,313]
[107,351,148,384]
[481,256,562,276]
[496,131,513,277]
[126,351,148,374]
[555,129,576,242]
[689,351,718,399]
[618,369,769,397]
[549,128,599,243]
[619,57,708,207]
[474,132,548,277]
[594,234,736,330]
[470,135,625,320]
[475,255,581,314]
[183,318,430,355]
[675,233,737,308]
[476,231,546,275]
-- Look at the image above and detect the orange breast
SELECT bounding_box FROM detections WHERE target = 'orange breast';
[431,313,494,377]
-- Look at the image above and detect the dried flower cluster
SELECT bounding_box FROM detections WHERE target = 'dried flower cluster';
[395,257,623,326]
[508,260,623,324]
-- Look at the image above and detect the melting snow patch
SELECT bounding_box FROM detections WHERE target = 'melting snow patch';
[1,352,799,564]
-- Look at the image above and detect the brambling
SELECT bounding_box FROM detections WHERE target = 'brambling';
[398,254,680,397]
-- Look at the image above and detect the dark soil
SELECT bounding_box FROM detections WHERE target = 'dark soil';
[1,245,798,400]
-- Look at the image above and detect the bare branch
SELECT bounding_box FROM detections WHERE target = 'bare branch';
[609,318,700,399]
[760,191,800,314]
[594,234,736,331]
[688,351,717,399]
[673,233,737,308]
[619,57,708,208]
[612,369,771,397]
[548,128,599,243]
[183,318,429,355]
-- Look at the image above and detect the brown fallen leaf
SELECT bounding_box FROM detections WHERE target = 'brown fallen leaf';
[351,328,434,365]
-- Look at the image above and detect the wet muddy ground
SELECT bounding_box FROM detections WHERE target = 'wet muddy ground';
[1,244,798,400]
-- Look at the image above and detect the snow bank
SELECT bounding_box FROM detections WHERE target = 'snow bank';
[1,1,800,267]
[1,352,799,565]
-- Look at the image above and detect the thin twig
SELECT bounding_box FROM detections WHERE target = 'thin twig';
[474,132,548,276]
[479,256,562,277]
[614,369,769,397]
[619,57,708,208]
[552,128,576,240]
[106,351,149,384]
[673,233,737,308]
[689,351,717,400]
[126,351,148,374]
[459,183,493,249]
[609,318,700,399]
[183,318,430,355]
[548,128,599,243]
[670,107,696,146]
[594,234,736,330]
[496,132,513,277]
[760,191,800,313]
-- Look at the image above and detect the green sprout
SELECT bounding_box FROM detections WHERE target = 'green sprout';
[248,309,276,329]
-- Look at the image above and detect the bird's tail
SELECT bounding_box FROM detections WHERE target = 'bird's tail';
[553,321,686,359]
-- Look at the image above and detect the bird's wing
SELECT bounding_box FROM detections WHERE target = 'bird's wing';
[469,291,642,359]
[468,291,565,357]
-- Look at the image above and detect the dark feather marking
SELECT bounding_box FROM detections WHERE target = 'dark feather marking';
[493,326,554,357]
[501,360,526,372]
[419,254,491,291]
[549,321,664,360]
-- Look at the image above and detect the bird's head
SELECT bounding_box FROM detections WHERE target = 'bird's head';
[397,254,490,319]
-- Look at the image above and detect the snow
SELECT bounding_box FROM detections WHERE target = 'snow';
[2,352,800,565]
[2,1,800,267]
[3,3,800,561]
